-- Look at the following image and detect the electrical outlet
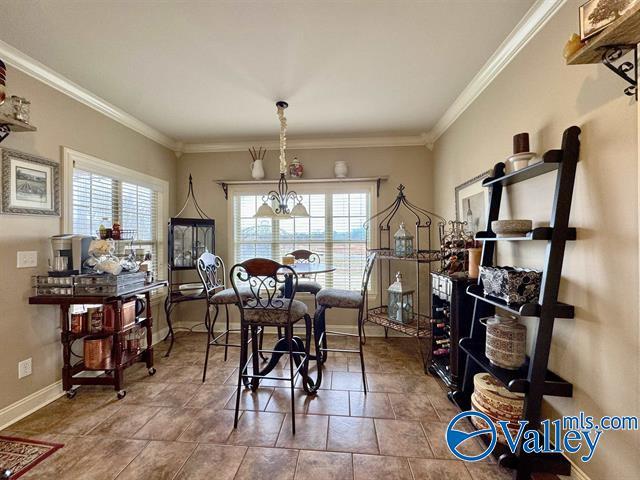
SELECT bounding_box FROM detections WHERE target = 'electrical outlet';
[18,358,32,379]
[17,251,38,268]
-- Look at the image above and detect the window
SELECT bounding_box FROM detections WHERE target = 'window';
[64,148,168,279]
[230,183,375,291]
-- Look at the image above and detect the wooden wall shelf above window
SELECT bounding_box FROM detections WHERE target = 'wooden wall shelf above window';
[216,176,388,198]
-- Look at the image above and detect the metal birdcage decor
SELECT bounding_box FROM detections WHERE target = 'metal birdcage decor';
[388,272,414,324]
[164,174,216,357]
[394,222,414,257]
[364,184,446,372]
[168,175,215,270]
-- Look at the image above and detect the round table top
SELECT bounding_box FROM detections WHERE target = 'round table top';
[284,262,336,275]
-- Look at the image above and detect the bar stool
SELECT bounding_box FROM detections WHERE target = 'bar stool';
[278,249,323,301]
[196,252,252,383]
[313,252,377,393]
[230,258,318,434]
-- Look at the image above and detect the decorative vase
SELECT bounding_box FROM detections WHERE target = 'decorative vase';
[289,156,303,178]
[250,159,265,180]
[334,160,348,178]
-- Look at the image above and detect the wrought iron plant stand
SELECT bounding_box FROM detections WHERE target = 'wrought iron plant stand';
[364,184,445,372]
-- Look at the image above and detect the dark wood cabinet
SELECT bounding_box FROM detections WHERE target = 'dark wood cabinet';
[429,272,474,390]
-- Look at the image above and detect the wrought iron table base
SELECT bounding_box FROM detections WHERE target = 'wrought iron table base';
[243,336,322,393]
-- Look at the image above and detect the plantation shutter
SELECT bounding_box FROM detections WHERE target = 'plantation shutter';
[231,184,372,290]
[72,168,161,276]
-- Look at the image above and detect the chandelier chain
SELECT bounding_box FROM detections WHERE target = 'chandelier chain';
[278,105,287,174]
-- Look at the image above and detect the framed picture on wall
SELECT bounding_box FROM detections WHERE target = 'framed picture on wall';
[1,148,60,216]
[579,0,638,40]
[454,170,492,236]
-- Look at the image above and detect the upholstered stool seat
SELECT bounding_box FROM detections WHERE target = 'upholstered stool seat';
[244,299,308,326]
[210,286,252,304]
[278,280,322,296]
[313,253,377,394]
[316,288,362,309]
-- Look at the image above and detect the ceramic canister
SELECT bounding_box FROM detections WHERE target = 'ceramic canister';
[482,314,526,370]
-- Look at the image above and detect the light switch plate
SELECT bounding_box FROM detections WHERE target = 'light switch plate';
[17,251,38,268]
[18,358,32,379]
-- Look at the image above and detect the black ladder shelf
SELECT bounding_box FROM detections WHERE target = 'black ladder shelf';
[451,126,580,479]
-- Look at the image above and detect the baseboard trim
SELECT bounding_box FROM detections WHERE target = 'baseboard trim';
[0,381,64,431]
[0,325,170,431]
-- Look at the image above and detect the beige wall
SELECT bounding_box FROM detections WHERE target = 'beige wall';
[0,67,176,412]
[432,2,639,479]
[174,146,434,327]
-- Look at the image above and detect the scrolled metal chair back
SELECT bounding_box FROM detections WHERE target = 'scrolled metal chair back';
[359,252,377,299]
[197,252,225,298]
[230,258,299,318]
[288,249,321,264]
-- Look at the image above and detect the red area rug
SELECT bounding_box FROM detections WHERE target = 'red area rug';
[0,436,63,479]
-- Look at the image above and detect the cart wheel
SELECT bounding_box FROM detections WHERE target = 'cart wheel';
[66,388,78,399]
[148,367,156,376]
[117,390,127,400]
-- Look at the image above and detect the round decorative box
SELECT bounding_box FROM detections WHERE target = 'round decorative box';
[470,396,520,445]
[471,392,521,422]
[481,314,526,370]
[472,373,524,444]
[473,373,524,414]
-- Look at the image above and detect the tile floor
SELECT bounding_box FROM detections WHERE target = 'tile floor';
[2,332,513,479]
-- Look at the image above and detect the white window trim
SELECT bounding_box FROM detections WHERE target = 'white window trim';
[62,147,169,305]
[226,180,378,292]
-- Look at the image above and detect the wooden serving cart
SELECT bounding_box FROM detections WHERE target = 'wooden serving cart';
[29,281,167,399]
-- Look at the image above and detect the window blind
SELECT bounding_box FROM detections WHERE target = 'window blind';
[231,185,372,291]
[72,168,161,276]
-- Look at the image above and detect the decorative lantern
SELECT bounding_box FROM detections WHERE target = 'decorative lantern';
[394,222,414,257]
[387,272,414,324]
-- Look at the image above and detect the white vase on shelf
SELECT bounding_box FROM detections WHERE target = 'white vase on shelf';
[250,159,265,180]
[334,161,348,178]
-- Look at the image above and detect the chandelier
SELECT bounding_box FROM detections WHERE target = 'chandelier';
[254,101,309,218]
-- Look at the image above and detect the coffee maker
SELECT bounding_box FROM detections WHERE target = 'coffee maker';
[50,234,93,275]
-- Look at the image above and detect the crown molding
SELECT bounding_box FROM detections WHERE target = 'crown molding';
[424,0,566,146]
[0,40,179,151]
[182,135,428,153]
[1,0,564,155]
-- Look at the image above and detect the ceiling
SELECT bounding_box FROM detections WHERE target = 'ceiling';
[0,0,535,146]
